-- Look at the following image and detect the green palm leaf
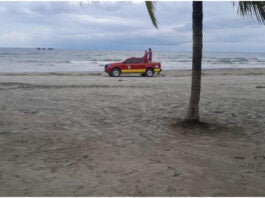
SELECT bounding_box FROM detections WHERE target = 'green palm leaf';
[145,1,158,29]
[236,1,265,24]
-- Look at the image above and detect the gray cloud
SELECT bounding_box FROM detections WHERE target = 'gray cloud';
[0,1,264,52]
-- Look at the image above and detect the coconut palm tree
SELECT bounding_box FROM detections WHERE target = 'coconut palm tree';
[145,1,265,122]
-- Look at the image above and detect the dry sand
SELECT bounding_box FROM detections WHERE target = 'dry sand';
[0,68,265,196]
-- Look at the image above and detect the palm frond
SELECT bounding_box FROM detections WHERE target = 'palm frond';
[235,1,265,24]
[145,1,158,29]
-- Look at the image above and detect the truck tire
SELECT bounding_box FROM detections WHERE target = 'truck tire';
[111,68,121,77]
[146,68,154,77]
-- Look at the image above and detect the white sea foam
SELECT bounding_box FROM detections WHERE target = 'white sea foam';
[0,48,264,73]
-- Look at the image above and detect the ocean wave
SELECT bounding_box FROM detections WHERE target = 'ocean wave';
[0,48,264,72]
[70,60,94,64]
[204,57,250,64]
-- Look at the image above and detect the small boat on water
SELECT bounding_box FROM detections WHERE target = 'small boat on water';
[36,48,54,50]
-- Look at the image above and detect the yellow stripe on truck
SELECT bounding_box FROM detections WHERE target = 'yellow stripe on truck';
[122,69,161,73]
[122,69,145,73]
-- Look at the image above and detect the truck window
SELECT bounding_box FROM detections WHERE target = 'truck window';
[124,59,133,64]
[135,58,142,64]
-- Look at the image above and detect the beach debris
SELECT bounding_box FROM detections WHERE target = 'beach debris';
[172,171,182,177]
[214,110,223,114]
[124,169,136,176]
[234,156,245,160]
[256,85,265,88]
[254,155,265,160]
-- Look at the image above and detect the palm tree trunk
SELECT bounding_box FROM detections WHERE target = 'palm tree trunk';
[187,1,203,121]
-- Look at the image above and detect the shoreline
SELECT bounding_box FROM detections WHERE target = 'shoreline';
[0,67,265,77]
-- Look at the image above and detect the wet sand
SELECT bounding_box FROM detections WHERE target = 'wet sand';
[0,68,265,196]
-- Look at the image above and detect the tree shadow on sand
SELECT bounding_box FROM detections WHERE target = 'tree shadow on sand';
[170,118,245,138]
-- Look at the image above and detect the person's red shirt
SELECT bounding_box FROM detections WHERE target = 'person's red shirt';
[143,51,148,63]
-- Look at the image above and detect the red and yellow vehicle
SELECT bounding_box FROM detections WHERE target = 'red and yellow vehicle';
[105,57,162,77]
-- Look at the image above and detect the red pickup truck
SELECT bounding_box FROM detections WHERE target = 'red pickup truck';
[105,57,162,77]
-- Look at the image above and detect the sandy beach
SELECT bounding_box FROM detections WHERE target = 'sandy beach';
[0,68,265,196]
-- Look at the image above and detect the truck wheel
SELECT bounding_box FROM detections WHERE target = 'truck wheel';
[146,69,154,77]
[111,68,120,77]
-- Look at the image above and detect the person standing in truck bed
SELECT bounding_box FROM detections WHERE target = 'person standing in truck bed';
[147,48,152,63]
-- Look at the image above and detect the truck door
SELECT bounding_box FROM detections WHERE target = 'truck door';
[122,58,134,73]
[132,58,145,73]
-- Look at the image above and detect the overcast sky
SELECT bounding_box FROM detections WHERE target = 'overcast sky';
[0,1,265,52]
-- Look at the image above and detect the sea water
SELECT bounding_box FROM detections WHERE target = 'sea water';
[0,48,264,73]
